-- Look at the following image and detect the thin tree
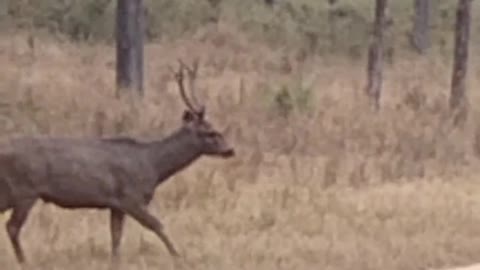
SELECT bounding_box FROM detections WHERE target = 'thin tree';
[264,0,276,7]
[116,0,145,96]
[450,0,472,114]
[365,0,388,109]
[411,0,431,54]
[327,0,338,50]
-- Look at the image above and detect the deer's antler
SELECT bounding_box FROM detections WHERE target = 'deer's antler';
[169,61,198,113]
[178,58,205,114]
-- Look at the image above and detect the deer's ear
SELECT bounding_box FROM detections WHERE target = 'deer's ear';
[182,110,195,123]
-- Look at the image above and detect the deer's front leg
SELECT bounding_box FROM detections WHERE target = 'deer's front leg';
[117,199,179,257]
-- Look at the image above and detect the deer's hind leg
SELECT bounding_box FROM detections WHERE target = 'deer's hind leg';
[110,208,125,260]
[6,198,36,264]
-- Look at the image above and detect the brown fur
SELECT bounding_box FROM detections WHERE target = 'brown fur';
[0,62,235,264]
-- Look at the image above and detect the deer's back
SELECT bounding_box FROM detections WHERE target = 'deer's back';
[0,137,156,208]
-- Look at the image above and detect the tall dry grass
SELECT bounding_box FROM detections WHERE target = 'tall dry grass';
[1,26,480,270]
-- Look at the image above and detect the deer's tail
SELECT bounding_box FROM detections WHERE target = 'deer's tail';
[0,176,13,213]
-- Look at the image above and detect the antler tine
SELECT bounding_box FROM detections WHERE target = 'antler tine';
[178,58,205,114]
[169,61,197,112]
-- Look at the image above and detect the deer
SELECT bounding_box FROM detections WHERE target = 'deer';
[0,59,235,265]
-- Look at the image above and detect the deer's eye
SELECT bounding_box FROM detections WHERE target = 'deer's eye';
[204,132,218,138]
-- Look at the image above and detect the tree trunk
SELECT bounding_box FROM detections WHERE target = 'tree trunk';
[450,0,472,114]
[327,0,338,50]
[365,0,388,110]
[116,0,144,97]
[264,0,276,7]
[411,0,431,54]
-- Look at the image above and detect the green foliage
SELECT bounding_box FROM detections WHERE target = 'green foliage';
[143,0,216,40]
[0,0,109,40]
[261,78,314,119]
[0,0,475,54]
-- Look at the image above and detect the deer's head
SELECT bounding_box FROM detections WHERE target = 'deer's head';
[172,60,235,158]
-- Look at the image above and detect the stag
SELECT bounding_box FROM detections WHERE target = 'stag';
[0,60,235,264]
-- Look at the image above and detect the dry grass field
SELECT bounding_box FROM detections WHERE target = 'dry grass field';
[2,24,480,270]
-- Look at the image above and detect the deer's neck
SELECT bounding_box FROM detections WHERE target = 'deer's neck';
[147,128,202,185]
